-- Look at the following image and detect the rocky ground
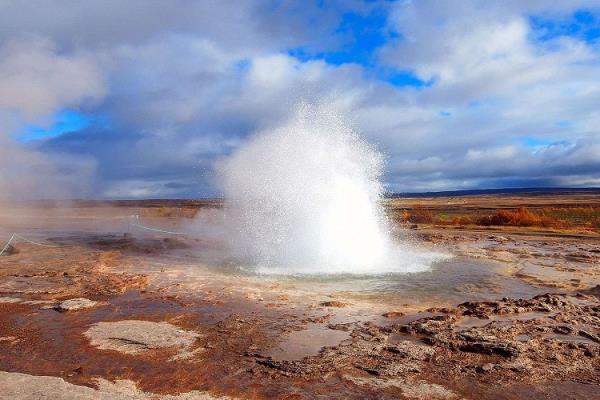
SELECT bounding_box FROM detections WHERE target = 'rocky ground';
[0,227,599,399]
[417,227,600,290]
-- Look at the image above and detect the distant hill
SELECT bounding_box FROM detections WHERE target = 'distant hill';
[387,187,600,198]
[8,187,600,205]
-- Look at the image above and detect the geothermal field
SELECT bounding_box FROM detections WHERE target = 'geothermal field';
[0,192,599,399]
[1,106,599,399]
[2,3,600,399]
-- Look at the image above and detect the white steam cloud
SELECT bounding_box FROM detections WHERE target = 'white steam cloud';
[216,102,444,274]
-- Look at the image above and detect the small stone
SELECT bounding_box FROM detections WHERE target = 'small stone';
[459,332,520,357]
[354,365,381,376]
[319,301,348,308]
[554,325,573,335]
[382,311,405,318]
[54,298,100,312]
[501,360,530,372]
[579,330,600,344]
[477,363,495,372]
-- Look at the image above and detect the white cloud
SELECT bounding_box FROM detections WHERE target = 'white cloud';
[0,37,105,119]
[0,0,599,197]
[0,37,105,199]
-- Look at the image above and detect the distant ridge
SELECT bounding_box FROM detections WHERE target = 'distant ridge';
[387,187,600,198]
[9,187,600,204]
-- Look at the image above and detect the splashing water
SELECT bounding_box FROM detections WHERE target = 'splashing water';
[217,103,445,274]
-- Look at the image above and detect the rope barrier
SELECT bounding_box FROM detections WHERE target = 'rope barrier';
[129,221,188,236]
[13,233,62,247]
[0,233,16,256]
[0,232,61,256]
[0,216,189,257]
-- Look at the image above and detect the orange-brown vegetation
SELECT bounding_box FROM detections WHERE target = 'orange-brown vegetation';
[397,202,599,232]
[474,207,569,228]
[400,205,434,224]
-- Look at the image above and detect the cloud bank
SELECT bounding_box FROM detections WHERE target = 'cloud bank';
[0,0,599,198]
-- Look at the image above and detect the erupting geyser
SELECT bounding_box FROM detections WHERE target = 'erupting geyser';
[218,103,443,274]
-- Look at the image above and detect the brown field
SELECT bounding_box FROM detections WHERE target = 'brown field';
[0,191,599,399]
[9,189,599,233]
[387,190,600,235]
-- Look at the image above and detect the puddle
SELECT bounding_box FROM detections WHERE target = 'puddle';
[267,324,350,361]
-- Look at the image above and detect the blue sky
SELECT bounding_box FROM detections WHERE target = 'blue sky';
[531,9,600,42]
[1,0,600,199]
[18,111,110,143]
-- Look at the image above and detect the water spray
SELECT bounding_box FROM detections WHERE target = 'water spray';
[216,102,445,274]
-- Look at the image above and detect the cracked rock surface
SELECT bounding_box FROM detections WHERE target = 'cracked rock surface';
[84,320,201,357]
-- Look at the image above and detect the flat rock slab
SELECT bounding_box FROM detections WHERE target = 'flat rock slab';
[345,376,460,400]
[399,381,461,400]
[0,297,57,308]
[55,298,101,312]
[0,371,230,399]
[84,320,200,356]
[0,296,23,303]
[385,341,436,361]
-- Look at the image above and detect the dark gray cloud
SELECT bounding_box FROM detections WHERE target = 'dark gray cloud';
[0,1,344,53]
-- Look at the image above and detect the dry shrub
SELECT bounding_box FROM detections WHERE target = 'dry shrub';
[538,207,598,226]
[400,210,410,222]
[451,216,473,226]
[402,205,434,224]
[476,207,570,228]
[476,208,536,226]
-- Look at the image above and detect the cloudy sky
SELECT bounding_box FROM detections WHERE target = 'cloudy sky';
[1,0,600,199]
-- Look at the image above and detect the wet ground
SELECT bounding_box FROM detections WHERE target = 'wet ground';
[0,211,599,399]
